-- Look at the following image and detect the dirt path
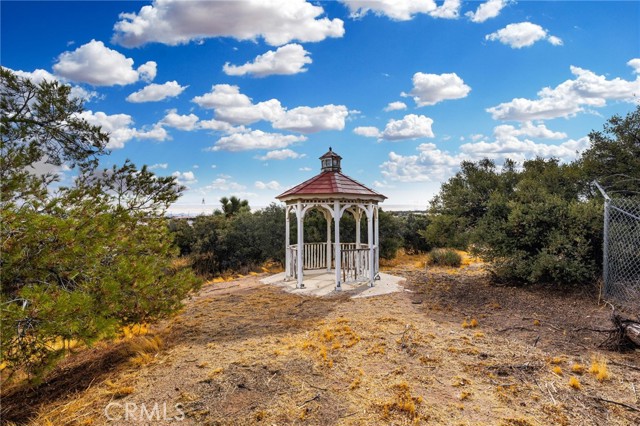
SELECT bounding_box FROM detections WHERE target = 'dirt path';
[3,263,639,425]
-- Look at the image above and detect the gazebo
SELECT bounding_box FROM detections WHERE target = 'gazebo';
[276,148,387,290]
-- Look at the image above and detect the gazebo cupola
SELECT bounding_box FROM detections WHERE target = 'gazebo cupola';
[320,147,342,172]
[276,148,386,291]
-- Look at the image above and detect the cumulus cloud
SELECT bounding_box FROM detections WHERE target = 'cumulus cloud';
[193,84,283,125]
[627,58,640,74]
[257,149,304,160]
[76,110,168,149]
[341,0,460,21]
[272,105,349,133]
[384,101,407,111]
[354,115,435,140]
[487,62,640,121]
[255,180,282,190]
[402,72,471,106]
[353,126,382,138]
[381,144,461,182]
[466,0,508,23]
[137,61,157,82]
[53,40,156,86]
[160,109,199,131]
[485,22,562,48]
[382,114,435,140]
[126,81,187,103]
[493,122,567,140]
[172,170,198,186]
[205,176,246,191]
[193,84,349,132]
[112,0,344,47]
[149,163,168,170]
[210,130,307,152]
[380,126,589,183]
[223,44,312,77]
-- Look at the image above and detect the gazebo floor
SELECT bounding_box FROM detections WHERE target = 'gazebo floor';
[260,269,406,298]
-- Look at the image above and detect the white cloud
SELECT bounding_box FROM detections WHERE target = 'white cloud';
[380,130,590,183]
[223,44,312,77]
[205,177,246,191]
[112,0,344,47]
[211,130,307,152]
[487,63,640,121]
[126,81,187,103]
[493,122,567,140]
[193,84,284,125]
[53,40,156,86]
[255,180,282,190]
[402,72,471,106]
[627,58,640,74]
[257,149,304,160]
[160,109,199,131]
[354,126,382,138]
[149,163,168,170]
[172,171,197,186]
[272,105,349,133]
[459,137,590,164]
[384,101,407,111]
[381,144,461,182]
[354,114,435,140]
[136,124,169,142]
[76,110,168,149]
[466,0,508,23]
[193,84,348,132]
[137,61,157,82]
[485,22,562,48]
[342,0,460,21]
[198,119,247,134]
[299,167,312,172]
[430,0,461,19]
[382,114,435,140]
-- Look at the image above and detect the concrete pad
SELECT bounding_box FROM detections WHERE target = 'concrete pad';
[260,270,405,298]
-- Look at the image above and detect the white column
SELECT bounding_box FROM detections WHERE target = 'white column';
[355,209,362,248]
[367,205,374,287]
[375,206,380,275]
[296,201,304,289]
[324,210,332,271]
[285,206,290,280]
[334,201,341,290]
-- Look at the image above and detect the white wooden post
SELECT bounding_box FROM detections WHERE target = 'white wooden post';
[374,206,380,275]
[355,209,361,248]
[296,202,304,289]
[367,204,374,287]
[334,201,341,290]
[324,209,332,271]
[285,206,290,280]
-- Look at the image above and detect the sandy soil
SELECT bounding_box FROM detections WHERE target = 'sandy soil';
[2,258,639,425]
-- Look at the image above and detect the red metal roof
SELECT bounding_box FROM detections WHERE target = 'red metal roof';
[277,171,386,200]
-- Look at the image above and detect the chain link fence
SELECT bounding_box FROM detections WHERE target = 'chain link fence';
[600,188,640,310]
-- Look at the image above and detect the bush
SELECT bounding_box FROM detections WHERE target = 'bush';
[426,248,462,267]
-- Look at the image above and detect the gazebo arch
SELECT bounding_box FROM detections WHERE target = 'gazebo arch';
[276,148,387,290]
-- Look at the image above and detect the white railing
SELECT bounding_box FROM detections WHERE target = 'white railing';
[341,247,374,283]
[287,243,375,282]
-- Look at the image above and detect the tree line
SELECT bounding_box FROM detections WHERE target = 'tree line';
[422,106,639,286]
[168,199,432,277]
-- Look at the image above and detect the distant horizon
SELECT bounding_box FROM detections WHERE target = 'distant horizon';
[167,203,427,217]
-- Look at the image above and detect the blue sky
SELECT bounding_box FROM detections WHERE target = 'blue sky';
[2,0,639,212]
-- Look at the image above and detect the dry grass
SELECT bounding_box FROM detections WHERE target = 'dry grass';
[5,260,640,426]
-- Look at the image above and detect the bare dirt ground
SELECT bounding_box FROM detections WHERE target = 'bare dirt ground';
[3,255,639,425]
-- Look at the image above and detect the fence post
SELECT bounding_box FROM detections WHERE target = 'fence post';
[603,197,610,298]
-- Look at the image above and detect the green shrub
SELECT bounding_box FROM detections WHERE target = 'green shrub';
[426,248,462,267]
